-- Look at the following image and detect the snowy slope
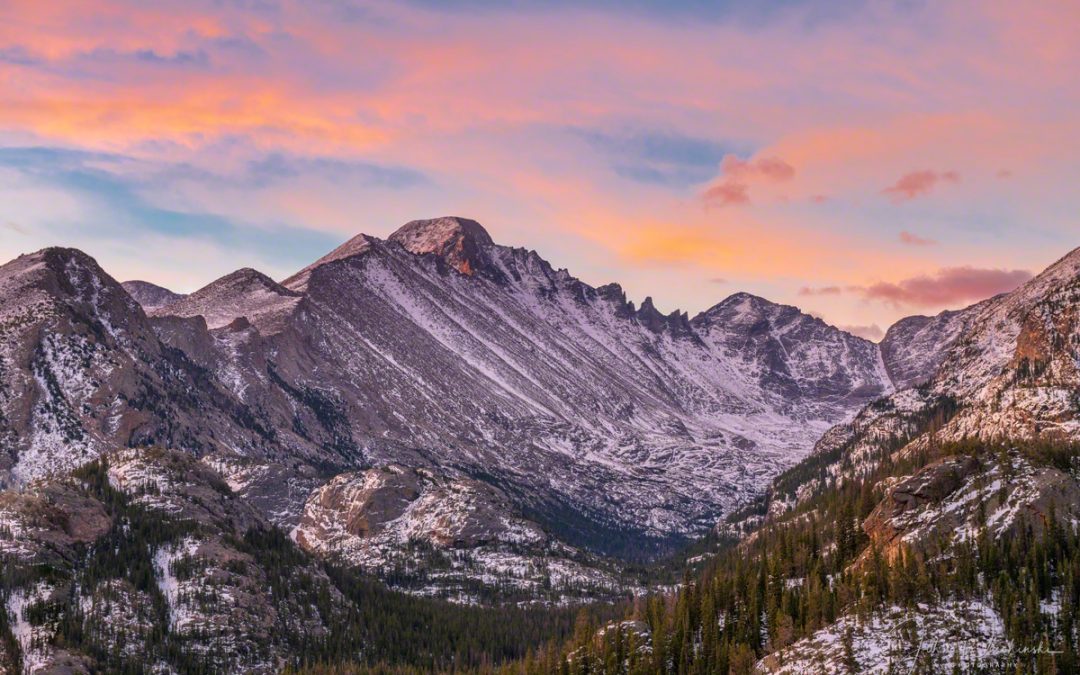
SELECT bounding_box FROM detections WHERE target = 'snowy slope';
[206,217,895,552]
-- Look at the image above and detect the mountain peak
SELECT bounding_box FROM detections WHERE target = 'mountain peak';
[1036,245,1080,284]
[390,217,493,252]
[155,266,300,330]
[122,280,186,310]
[692,291,783,327]
[389,217,497,277]
[282,233,378,290]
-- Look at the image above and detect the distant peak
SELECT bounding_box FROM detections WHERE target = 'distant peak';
[156,266,300,330]
[388,217,498,278]
[217,267,286,289]
[721,291,773,307]
[121,280,186,310]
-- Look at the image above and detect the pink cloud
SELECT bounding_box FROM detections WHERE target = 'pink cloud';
[720,155,795,182]
[860,266,1032,308]
[882,170,961,201]
[899,230,936,246]
[704,154,795,207]
[799,285,845,296]
[702,180,749,207]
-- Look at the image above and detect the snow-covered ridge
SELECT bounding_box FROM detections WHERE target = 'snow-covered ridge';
[4,222,1073,572]
[153,267,301,331]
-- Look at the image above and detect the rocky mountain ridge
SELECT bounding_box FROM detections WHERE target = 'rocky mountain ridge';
[729,247,1080,672]
[1,218,913,555]
[0,217,1054,600]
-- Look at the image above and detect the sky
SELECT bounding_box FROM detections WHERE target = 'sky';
[0,0,1077,339]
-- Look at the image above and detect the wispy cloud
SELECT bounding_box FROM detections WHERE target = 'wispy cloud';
[574,128,744,187]
[840,323,884,341]
[799,285,847,296]
[899,231,936,246]
[882,170,960,202]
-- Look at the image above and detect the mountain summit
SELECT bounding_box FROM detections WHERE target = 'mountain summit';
[389,216,499,278]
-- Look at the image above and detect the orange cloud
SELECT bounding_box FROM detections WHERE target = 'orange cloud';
[618,225,734,266]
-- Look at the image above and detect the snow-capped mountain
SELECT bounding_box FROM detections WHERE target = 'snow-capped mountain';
[2,220,1078,671]
[735,247,1080,671]
[776,246,1080,512]
[5,217,1066,584]
[0,248,280,485]
[138,216,897,556]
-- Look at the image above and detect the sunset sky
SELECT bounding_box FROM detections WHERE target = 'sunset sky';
[1,0,1077,338]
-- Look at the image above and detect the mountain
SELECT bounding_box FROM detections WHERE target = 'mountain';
[0,248,281,485]
[878,300,989,391]
[765,246,1080,518]
[143,216,896,557]
[545,248,1080,675]
[2,220,1078,672]
[0,217,918,604]
[0,219,1044,569]
[717,247,1080,672]
[120,280,186,310]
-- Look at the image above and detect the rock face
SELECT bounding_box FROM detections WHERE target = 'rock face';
[387,216,500,278]
[0,248,281,486]
[861,451,1080,563]
[295,465,545,553]
[860,454,981,561]
[292,465,624,600]
[763,246,1080,519]
[878,301,988,390]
